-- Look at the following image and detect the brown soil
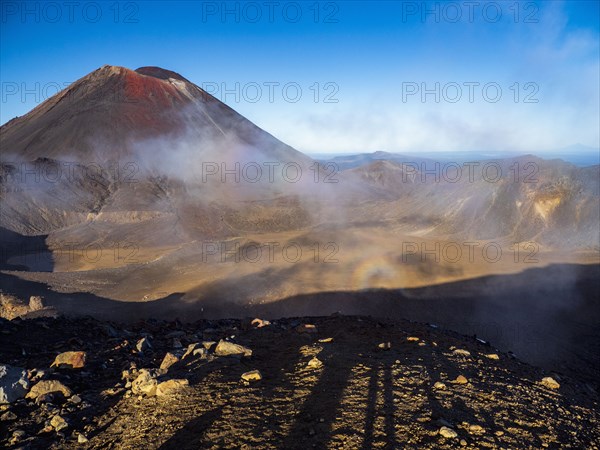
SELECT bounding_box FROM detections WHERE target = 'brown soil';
[1,315,598,449]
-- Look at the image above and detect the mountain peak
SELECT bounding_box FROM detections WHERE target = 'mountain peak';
[135,66,188,82]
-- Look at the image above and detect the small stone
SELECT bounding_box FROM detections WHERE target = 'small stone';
[439,426,458,439]
[51,351,87,369]
[131,370,158,396]
[1,410,17,420]
[160,352,180,371]
[241,370,262,382]
[78,433,89,443]
[407,337,420,342]
[26,380,72,400]
[295,324,317,334]
[201,341,216,350]
[307,357,323,369]
[495,430,504,436]
[50,414,68,432]
[192,348,207,358]
[453,375,468,385]
[182,343,199,359]
[460,439,467,446]
[29,296,44,311]
[540,377,560,389]
[156,379,189,396]
[452,349,471,357]
[318,338,333,343]
[378,342,391,350]
[69,395,82,405]
[136,337,152,353]
[251,318,270,328]
[28,368,46,383]
[214,340,252,357]
[35,392,55,404]
[10,429,26,444]
[433,382,446,390]
[485,354,500,360]
[469,424,484,434]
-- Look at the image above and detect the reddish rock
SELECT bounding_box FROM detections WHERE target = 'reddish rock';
[51,351,87,369]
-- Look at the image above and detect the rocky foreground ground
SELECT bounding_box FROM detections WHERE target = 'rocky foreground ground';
[1,312,599,450]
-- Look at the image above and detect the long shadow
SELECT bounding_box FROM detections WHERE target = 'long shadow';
[158,406,223,449]
[361,364,379,450]
[0,226,52,271]
[382,363,397,448]
[277,345,354,449]
[360,361,400,450]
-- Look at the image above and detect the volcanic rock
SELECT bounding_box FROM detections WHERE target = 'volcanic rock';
[156,379,189,396]
[51,351,87,369]
[0,364,29,403]
[241,370,262,382]
[214,340,252,357]
[453,375,469,385]
[295,324,318,334]
[26,380,72,400]
[28,296,44,311]
[541,377,560,390]
[50,414,68,432]
[160,352,180,371]
[131,370,159,396]
[136,337,152,353]
[439,426,458,438]
[307,357,323,369]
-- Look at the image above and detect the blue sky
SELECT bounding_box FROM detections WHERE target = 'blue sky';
[1,0,599,154]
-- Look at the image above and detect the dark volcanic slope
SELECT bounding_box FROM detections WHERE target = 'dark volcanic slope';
[0,65,318,239]
[0,315,598,449]
[0,65,309,164]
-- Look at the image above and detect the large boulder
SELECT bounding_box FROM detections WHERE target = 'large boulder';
[214,340,252,357]
[0,364,30,403]
[156,379,189,396]
[26,380,72,400]
[159,353,180,371]
[0,293,29,320]
[131,369,159,396]
[28,296,44,311]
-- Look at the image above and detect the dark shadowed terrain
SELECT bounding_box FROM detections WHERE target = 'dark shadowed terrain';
[1,315,599,449]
